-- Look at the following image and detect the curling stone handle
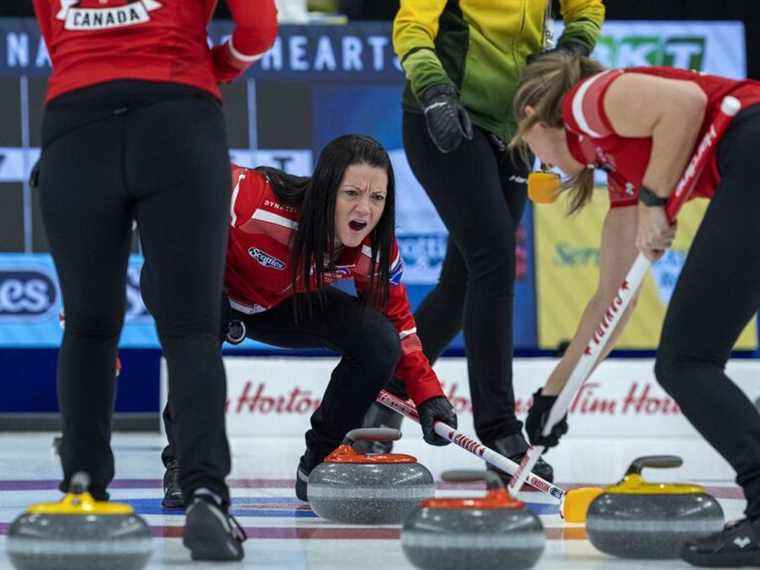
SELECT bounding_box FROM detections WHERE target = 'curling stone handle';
[344,427,401,445]
[442,469,503,491]
[69,471,91,494]
[626,455,683,476]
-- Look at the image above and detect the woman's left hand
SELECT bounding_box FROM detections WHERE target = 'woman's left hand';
[635,204,677,261]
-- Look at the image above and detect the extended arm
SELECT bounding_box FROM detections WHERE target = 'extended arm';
[543,205,639,397]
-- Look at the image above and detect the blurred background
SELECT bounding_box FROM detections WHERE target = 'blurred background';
[0,1,756,435]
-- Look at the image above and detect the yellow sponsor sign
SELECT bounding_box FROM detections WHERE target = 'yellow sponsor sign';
[534,189,757,350]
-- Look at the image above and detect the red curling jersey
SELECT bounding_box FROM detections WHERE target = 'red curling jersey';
[562,67,760,208]
[225,166,445,406]
[33,0,278,102]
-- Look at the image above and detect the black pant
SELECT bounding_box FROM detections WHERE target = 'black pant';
[401,112,528,444]
[160,287,402,467]
[40,81,232,503]
[654,105,760,517]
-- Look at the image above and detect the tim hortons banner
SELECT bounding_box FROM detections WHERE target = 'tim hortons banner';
[160,357,760,439]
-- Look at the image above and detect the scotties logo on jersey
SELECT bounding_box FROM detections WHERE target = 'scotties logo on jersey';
[248,248,286,271]
[57,0,162,31]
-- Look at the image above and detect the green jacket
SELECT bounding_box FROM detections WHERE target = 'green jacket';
[395,0,605,141]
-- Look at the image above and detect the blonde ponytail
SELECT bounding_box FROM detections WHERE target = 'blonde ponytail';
[509,53,605,214]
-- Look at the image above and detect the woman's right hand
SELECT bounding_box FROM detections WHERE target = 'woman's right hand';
[418,395,457,446]
[525,389,568,448]
[420,83,474,153]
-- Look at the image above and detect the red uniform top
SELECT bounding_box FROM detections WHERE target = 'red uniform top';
[32,0,278,102]
[225,166,445,407]
[562,67,760,208]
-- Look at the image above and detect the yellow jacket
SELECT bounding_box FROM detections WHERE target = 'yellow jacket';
[395,0,605,140]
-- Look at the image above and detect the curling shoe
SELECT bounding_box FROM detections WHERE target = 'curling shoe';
[682,517,760,567]
[183,489,246,561]
[485,432,554,486]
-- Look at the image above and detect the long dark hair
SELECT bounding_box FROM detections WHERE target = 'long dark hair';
[509,53,605,214]
[256,134,396,316]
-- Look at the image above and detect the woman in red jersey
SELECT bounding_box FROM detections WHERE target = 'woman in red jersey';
[31,0,277,560]
[510,53,760,567]
[143,135,457,507]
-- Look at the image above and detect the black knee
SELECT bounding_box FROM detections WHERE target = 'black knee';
[351,310,401,381]
[371,316,402,377]
[160,332,221,360]
[654,348,690,397]
[155,312,221,339]
[63,313,122,341]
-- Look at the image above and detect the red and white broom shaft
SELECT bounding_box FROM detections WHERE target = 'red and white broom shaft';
[508,96,743,496]
[376,389,566,502]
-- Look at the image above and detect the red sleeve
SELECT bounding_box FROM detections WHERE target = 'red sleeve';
[607,172,638,209]
[562,69,624,139]
[32,0,53,51]
[230,166,267,228]
[355,242,444,406]
[213,0,278,83]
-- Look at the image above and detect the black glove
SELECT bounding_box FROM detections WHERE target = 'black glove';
[525,388,568,448]
[526,38,591,65]
[418,396,457,446]
[419,83,474,154]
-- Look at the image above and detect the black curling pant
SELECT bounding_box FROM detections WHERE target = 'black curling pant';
[159,288,402,467]
[402,111,529,444]
[654,105,760,518]
[39,81,232,504]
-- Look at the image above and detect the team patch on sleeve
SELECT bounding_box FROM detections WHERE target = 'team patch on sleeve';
[389,250,404,286]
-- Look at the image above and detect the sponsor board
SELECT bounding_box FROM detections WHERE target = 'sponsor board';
[0,148,308,184]
[557,21,746,78]
[160,356,760,438]
[534,190,758,350]
[0,253,161,346]
[0,20,745,79]
[227,149,312,176]
[395,233,447,285]
[0,262,58,323]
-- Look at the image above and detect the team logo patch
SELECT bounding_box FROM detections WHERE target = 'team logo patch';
[248,248,286,271]
[57,0,162,31]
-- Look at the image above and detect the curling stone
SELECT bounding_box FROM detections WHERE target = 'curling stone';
[586,455,724,559]
[307,428,434,524]
[7,472,152,570]
[402,470,545,569]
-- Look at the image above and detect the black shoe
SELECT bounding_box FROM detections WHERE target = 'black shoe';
[353,402,404,454]
[295,455,315,502]
[485,432,554,486]
[183,492,246,561]
[162,459,184,509]
[682,517,760,567]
